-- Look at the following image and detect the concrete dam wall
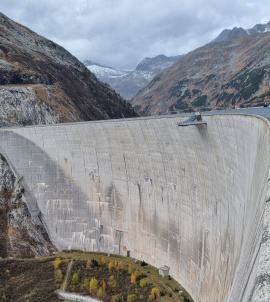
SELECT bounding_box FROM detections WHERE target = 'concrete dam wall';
[0,113,269,301]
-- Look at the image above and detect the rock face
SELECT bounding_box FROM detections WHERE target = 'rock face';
[132,31,270,115]
[0,12,138,127]
[0,112,270,301]
[0,86,69,127]
[0,154,55,258]
[85,55,183,100]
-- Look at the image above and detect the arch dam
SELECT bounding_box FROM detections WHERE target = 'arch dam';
[1,109,270,302]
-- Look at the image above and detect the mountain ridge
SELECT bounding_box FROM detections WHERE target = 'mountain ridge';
[0,12,138,127]
[85,54,183,100]
[212,21,270,42]
[132,31,270,115]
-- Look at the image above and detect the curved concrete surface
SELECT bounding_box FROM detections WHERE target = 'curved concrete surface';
[0,112,270,301]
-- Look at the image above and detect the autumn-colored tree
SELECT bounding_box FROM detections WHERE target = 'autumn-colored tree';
[55,269,63,281]
[101,256,106,265]
[83,279,89,289]
[127,294,136,302]
[72,273,79,286]
[154,288,160,299]
[86,259,91,269]
[102,280,106,291]
[128,263,133,274]
[89,277,98,295]
[97,287,106,300]
[149,288,160,300]
[111,294,121,302]
[139,278,147,287]
[108,275,116,288]
[98,256,106,266]
[108,261,114,271]
[53,258,61,269]
[130,269,140,284]
[116,261,124,271]
[130,274,137,284]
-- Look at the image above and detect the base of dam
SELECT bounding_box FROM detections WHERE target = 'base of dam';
[1,113,270,301]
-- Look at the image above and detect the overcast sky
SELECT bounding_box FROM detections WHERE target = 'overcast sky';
[1,0,269,70]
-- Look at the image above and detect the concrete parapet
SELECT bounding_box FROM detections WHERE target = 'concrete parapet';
[0,113,269,301]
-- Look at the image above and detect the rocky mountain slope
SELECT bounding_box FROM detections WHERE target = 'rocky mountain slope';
[0,154,55,258]
[132,31,270,115]
[0,12,138,127]
[85,55,182,100]
[213,21,270,42]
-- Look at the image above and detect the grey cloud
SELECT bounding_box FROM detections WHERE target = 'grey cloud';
[0,0,270,69]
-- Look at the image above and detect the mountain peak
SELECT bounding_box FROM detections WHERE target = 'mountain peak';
[132,31,270,115]
[213,21,270,42]
[84,54,183,100]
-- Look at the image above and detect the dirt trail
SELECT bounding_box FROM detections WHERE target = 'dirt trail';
[62,260,73,291]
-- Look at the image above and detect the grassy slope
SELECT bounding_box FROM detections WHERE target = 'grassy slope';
[0,251,193,302]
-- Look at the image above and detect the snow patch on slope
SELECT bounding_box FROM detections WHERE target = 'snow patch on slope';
[86,64,130,78]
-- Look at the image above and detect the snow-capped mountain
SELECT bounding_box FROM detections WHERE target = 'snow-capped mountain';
[84,54,183,100]
[84,60,130,78]
[213,22,270,42]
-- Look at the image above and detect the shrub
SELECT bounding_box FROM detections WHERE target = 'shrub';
[149,288,159,300]
[89,277,98,295]
[97,287,106,299]
[111,295,121,302]
[160,290,166,296]
[53,258,61,269]
[139,279,147,287]
[91,259,99,268]
[116,261,124,271]
[71,273,79,286]
[98,256,106,266]
[55,269,63,281]
[140,261,147,266]
[108,261,114,270]
[127,294,136,302]
[193,94,207,107]
[130,269,140,284]
[108,275,116,288]
[83,278,89,289]
[86,259,91,269]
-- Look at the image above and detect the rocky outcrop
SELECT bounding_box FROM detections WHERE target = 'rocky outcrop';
[0,12,138,127]
[0,86,81,127]
[132,32,270,115]
[0,154,55,258]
